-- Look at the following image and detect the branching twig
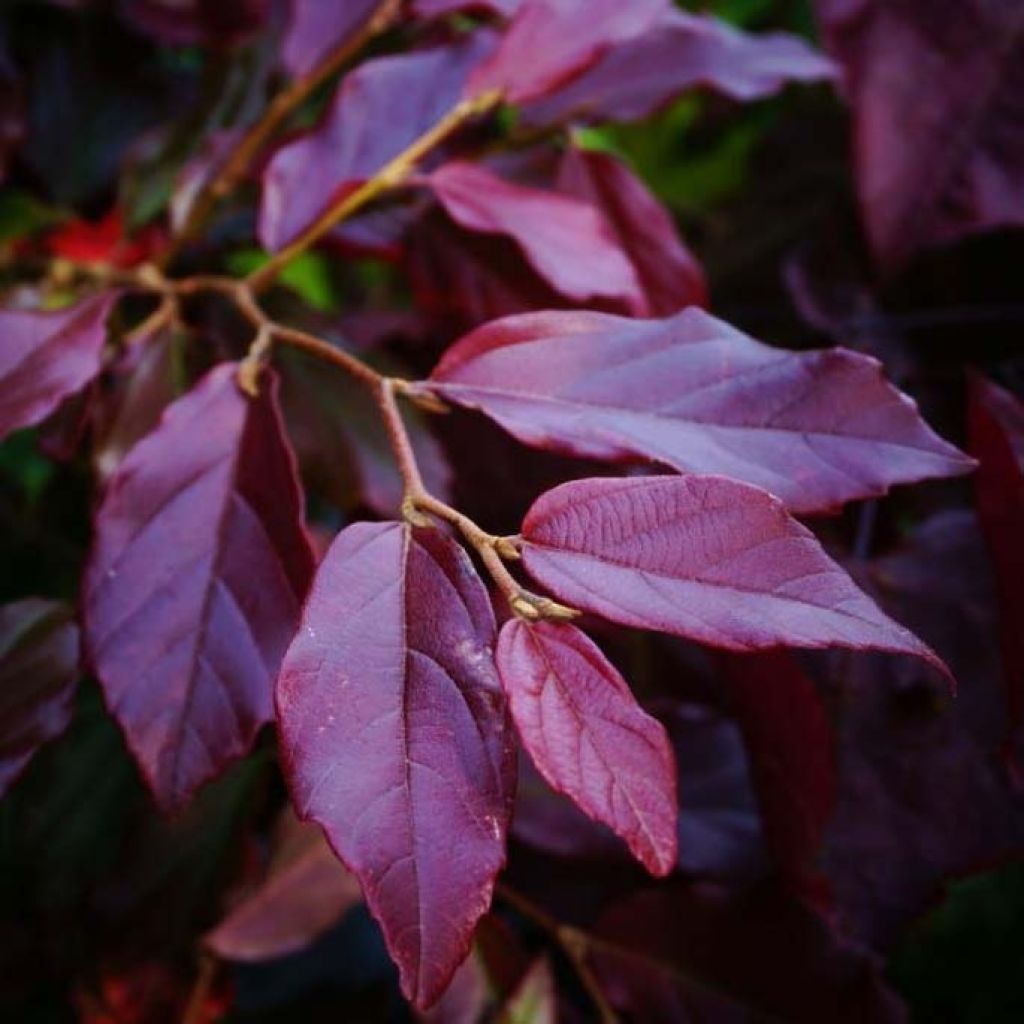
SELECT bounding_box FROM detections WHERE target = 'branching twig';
[167,0,403,261]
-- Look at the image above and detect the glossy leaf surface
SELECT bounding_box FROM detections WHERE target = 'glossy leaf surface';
[556,145,707,315]
[520,475,945,668]
[429,161,643,310]
[261,32,493,251]
[276,522,516,1008]
[425,307,972,513]
[497,619,677,876]
[0,598,79,797]
[84,364,314,813]
[524,9,836,125]
[0,293,116,444]
[465,0,667,104]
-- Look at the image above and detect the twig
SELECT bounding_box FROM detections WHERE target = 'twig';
[181,954,218,1024]
[495,883,620,1024]
[246,88,503,293]
[166,0,403,261]
[377,380,579,622]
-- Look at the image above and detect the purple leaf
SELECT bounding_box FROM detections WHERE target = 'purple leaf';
[414,0,518,18]
[519,475,946,670]
[0,293,116,444]
[815,0,1024,271]
[276,522,516,1008]
[556,145,707,314]
[205,809,362,961]
[120,0,270,48]
[422,307,973,513]
[524,9,837,126]
[0,599,79,798]
[84,364,314,813]
[282,0,381,77]
[428,161,644,311]
[497,619,677,876]
[465,0,667,105]
[260,32,494,252]
[968,375,1024,770]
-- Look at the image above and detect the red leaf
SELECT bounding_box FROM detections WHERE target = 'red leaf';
[0,293,117,444]
[276,522,516,1008]
[282,0,381,77]
[0,599,79,798]
[519,475,945,670]
[423,307,972,513]
[260,32,494,252]
[428,161,643,311]
[721,651,836,899]
[968,374,1024,767]
[496,620,677,876]
[465,0,667,105]
[555,145,707,314]
[83,364,314,813]
[205,810,362,961]
[815,0,1024,271]
[44,209,164,269]
[523,9,836,126]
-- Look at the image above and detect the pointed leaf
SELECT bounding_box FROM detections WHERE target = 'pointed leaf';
[496,957,556,1024]
[968,375,1024,764]
[497,619,677,875]
[519,475,946,670]
[423,307,972,513]
[0,598,79,797]
[205,810,362,961]
[556,145,707,314]
[84,365,314,813]
[816,0,1024,271]
[465,0,667,104]
[428,161,643,310]
[523,9,836,126]
[276,522,516,1008]
[0,293,116,443]
[261,33,494,252]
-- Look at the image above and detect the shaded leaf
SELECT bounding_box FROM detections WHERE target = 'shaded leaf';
[523,9,836,126]
[415,0,518,18]
[465,0,667,105]
[276,522,516,1008]
[120,0,270,48]
[519,475,945,669]
[497,619,677,876]
[205,809,362,961]
[423,307,972,513]
[968,375,1024,766]
[260,32,494,251]
[428,161,643,310]
[84,364,314,813]
[0,598,79,798]
[557,144,707,315]
[0,293,116,444]
[496,956,555,1024]
[815,0,1024,271]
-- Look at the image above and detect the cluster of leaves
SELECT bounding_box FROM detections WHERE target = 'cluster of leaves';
[1,0,1022,1020]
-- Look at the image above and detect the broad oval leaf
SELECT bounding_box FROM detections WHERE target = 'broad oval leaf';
[0,293,116,444]
[205,810,362,961]
[84,364,314,813]
[497,620,677,876]
[422,307,973,513]
[276,522,516,1008]
[523,9,837,126]
[465,0,667,105]
[428,161,644,311]
[519,475,946,671]
[0,598,79,797]
[556,144,707,314]
[261,32,494,252]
